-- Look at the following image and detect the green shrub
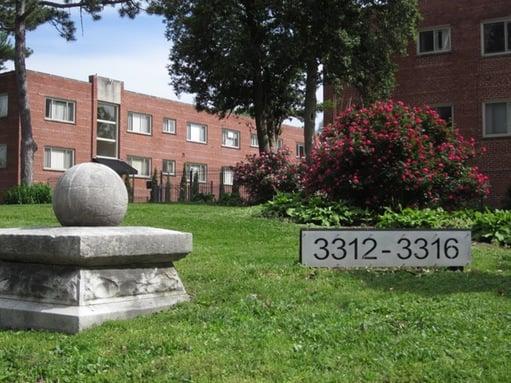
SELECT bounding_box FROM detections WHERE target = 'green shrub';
[262,192,373,227]
[3,183,52,204]
[191,192,215,203]
[472,210,511,246]
[217,192,244,206]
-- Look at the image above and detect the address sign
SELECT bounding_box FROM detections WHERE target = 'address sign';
[300,229,471,268]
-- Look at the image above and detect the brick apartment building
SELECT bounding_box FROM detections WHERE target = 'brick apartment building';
[324,0,511,206]
[0,70,304,201]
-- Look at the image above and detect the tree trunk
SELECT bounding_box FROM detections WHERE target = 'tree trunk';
[254,78,270,154]
[304,60,318,158]
[15,0,36,185]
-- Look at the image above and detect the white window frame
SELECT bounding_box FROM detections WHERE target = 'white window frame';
[250,133,259,148]
[43,146,75,171]
[481,17,511,57]
[96,102,119,159]
[432,104,454,124]
[0,144,6,169]
[417,26,452,55]
[482,101,511,138]
[45,97,76,123]
[296,143,305,158]
[0,94,8,118]
[186,122,207,144]
[163,118,176,134]
[162,159,176,176]
[128,112,152,135]
[222,167,234,186]
[127,155,152,178]
[185,163,207,183]
[222,128,240,149]
[277,139,284,149]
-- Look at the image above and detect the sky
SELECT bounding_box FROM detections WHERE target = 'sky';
[3,8,323,128]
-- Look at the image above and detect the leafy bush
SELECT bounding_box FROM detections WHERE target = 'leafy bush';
[378,207,510,247]
[234,149,301,204]
[3,183,52,204]
[303,100,490,210]
[262,192,373,227]
[472,210,511,246]
[217,192,244,206]
[191,192,215,203]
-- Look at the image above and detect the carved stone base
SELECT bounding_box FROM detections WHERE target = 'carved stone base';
[0,227,192,333]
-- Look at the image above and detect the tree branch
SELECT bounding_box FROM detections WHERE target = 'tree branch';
[38,0,133,9]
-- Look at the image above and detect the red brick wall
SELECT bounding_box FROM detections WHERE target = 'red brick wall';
[325,0,511,206]
[0,70,305,202]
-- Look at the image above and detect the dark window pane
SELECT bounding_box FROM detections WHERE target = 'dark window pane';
[484,22,505,54]
[97,122,117,140]
[419,31,434,52]
[97,140,117,158]
[435,106,453,123]
[97,103,117,122]
[485,103,507,135]
[508,22,511,50]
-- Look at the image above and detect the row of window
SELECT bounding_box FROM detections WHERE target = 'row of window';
[432,102,511,137]
[418,18,511,56]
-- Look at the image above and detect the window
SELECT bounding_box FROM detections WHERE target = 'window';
[418,27,451,54]
[277,139,284,149]
[163,159,176,175]
[45,98,75,123]
[222,128,240,148]
[482,19,511,55]
[128,155,151,177]
[187,122,207,143]
[97,102,118,158]
[44,147,74,171]
[185,163,207,183]
[250,134,259,147]
[0,144,6,168]
[434,105,454,124]
[0,94,7,118]
[222,167,234,186]
[484,102,511,137]
[296,143,305,158]
[163,118,176,134]
[128,112,152,135]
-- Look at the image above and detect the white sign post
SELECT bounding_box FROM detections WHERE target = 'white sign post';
[300,229,471,269]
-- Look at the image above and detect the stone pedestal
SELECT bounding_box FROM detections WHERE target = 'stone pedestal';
[0,227,192,333]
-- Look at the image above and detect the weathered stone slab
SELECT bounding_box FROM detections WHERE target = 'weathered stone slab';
[0,227,192,266]
[0,261,186,306]
[0,292,189,333]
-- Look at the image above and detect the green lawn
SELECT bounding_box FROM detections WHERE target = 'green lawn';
[0,204,510,382]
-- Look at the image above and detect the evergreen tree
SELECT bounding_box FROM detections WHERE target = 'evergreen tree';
[178,163,187,202]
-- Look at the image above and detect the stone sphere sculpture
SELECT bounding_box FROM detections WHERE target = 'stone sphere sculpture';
[53,162,128,226]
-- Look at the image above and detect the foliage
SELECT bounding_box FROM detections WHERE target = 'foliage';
[377,207,511,247]
[234,149,300,204]
[178,163,187,202]
[279,0,419,157]
[0,31,14,70]
[217,192,243,206]
[190,192,214,204]
[191,172,199,200]
[3,183,51,204]
[262,192,372,227]
[158,0,302,151]
[304,100,490,210]
[0,203,510,382]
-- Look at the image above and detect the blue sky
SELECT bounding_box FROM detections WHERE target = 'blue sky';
[4,8,322,127]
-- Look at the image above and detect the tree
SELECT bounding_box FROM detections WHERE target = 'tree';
[0,0,147,185]
[157,0,302,153]
[280,0,419,157]
[0,32,15,70]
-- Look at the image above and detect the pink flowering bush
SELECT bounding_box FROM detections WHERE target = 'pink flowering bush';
[303,100,490,210]
[234,149,301,204]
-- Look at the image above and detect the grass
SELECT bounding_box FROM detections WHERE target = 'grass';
[0,203,510,382]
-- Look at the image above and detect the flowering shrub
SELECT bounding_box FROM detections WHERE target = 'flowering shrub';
[234,149,300,204]
[303,100,490,210]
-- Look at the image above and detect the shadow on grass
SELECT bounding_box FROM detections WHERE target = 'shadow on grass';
[348,269,511,298]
